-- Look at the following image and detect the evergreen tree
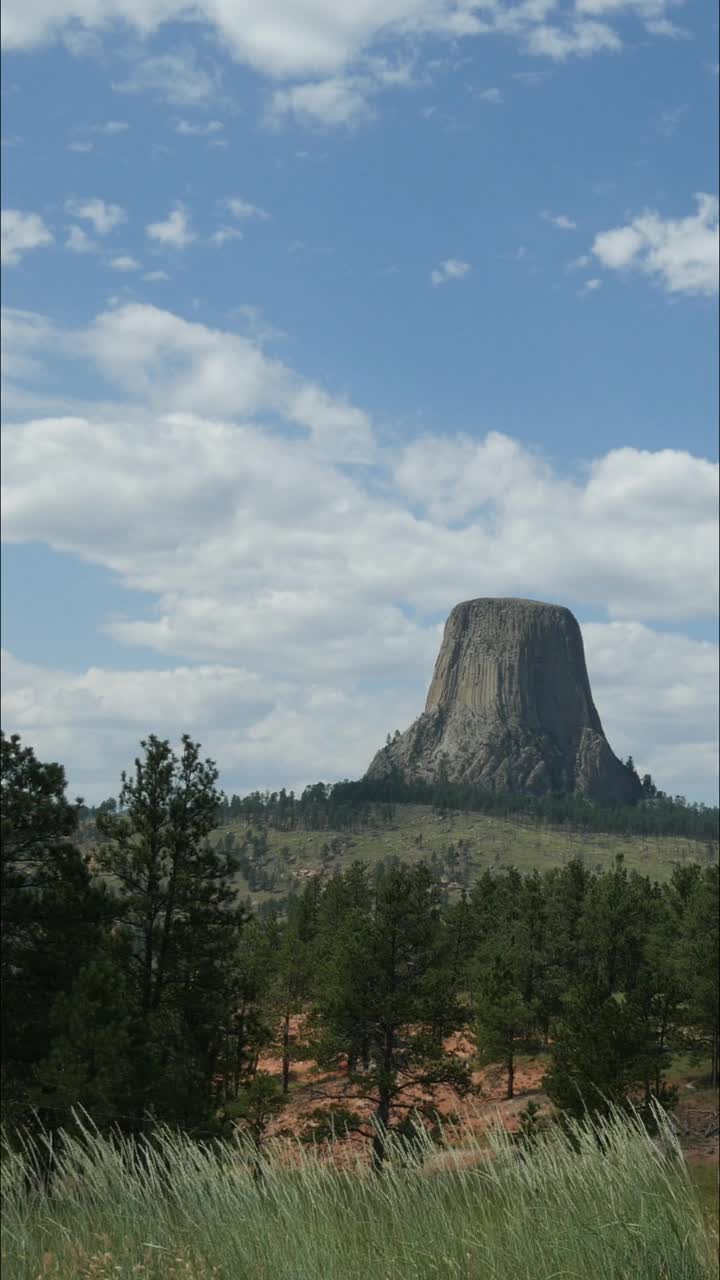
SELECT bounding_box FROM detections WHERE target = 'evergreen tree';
[1,732,112,1121]
[269,882,319,1092]
[543,979,657,1120]
[310,863,471,1170]
[470,944,539,1100]
[95,735,243,1126]
[34,945,135,1126]
[676,865,720,1085]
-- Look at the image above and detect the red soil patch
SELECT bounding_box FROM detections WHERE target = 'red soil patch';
[257,1019,719,1174]
[258,1022,548,1161]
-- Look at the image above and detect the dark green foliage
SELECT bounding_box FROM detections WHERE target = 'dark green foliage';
[675,864,720,1084]
[1,732,113,1121]
[210,772,718,841]
[307,862,473,1169]
[2,729,717,1164]
[34,945,135,1124]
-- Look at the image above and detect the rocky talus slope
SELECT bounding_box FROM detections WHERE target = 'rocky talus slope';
[366,597,640,805]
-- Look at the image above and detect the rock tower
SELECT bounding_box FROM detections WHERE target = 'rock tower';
[366,598,639,804]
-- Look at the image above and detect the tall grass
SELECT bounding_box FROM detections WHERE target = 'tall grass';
[1,1105,715,1279]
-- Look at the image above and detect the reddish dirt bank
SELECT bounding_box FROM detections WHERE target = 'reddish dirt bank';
[257,1020,718,1171]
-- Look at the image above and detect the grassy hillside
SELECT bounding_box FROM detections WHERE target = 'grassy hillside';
[214,803,718,905]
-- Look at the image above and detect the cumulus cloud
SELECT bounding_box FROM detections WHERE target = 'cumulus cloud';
[0,0,686,140]
[111,48,219,106]
[269,76,375,127]
[592,194,719,295]
[1,301,717,802]
[0,648,423,801]
[525,20,622,58]
[65,224,97,254]
[581,623,719,800]
[0,307,54,379]
[1,621,716,803]
[1,209,54,264]
[1,0,676,74]
[146,204,196,248]
[65,197,126,235]
[542,211,577,230]
[210,227,243,246]
[430,258,472,285]
[109,255,141,271]
[224,197,269,221]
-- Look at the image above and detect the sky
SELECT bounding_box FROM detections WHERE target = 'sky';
[1,0,718,805]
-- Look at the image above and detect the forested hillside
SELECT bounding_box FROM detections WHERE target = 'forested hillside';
[3,730,718,1156]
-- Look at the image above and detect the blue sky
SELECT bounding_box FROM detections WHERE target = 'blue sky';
[1,0,718,803]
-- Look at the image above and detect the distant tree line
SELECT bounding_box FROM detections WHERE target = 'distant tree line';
[2,731,718,1175]
[208,767,718,841]
[80,759,718,843]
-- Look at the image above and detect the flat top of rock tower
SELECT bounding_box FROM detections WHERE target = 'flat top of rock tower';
[449,597,575,616]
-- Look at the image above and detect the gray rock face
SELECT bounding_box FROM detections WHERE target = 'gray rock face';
[366,598,640,804]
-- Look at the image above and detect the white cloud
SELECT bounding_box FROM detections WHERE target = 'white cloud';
[525,20,622,58]
[93,120,129,134]
[67,140,94,152]
[1,0,676,74]
[210,227,243,246]
[0,1,685,146]
[1,209,54,265]
[65,197,126,235]
[470,86,503,103]
[581,623,719,800]
[175,119,224,135]
[542,210,578,230]
[143,269,169,281]
[0,307,54,380]
[430,258,472,285]
[109,255,141,271]
[111,48,219,106]
[64,303,375,460]
[566,254,591,270]
[2,305,716,628]
[269,76,375,127]
[578,277,602,295]
[0,647,422,801]
[592,194,719,295]
[146,205,196,249]
[3,617,716,803]
[1,301,718,802]
[224,197,270,221]
[65,224,97,254]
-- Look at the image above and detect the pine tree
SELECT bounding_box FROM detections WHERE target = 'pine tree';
[95,735,243,1126]
[310,863,471,1171]
[676,865,720,1085]
[470,945,539,1100]
[1,732,112,1121]
[34,945,135,1126]
[543,978,654,1120]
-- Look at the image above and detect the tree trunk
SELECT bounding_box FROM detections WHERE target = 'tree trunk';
[281,1009,291,1093]
[507,1050,515,1101]
[372,1027,394,1174]
[712,1026,719,1089]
